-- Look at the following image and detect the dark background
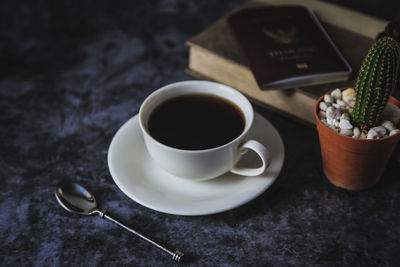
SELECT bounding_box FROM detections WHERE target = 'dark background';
[325,0,400,20]
[1,0,400,266]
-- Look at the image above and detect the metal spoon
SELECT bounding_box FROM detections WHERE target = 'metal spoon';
[55,180,184,263]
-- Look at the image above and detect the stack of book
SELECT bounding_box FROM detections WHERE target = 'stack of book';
[185,0,387,125]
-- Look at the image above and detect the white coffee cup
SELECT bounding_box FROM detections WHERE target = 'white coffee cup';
[139,80,271,181]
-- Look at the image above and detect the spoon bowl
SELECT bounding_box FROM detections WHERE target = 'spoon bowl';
[55,180,98,215]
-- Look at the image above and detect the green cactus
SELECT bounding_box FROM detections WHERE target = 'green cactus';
[352,37,400,130]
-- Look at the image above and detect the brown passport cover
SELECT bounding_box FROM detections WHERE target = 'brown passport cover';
[227,6,353,90]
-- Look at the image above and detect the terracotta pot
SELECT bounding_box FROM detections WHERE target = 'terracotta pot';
[314,88,400,190]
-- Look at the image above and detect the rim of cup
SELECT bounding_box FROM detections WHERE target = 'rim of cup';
[139,80,254,153]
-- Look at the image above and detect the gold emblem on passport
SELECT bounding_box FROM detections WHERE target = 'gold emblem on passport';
[263,24,296,44]
[296,63,309,69]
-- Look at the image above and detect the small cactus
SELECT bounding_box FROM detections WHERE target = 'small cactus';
[352,37,400,130]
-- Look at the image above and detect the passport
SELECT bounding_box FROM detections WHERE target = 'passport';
[227,6,353,90]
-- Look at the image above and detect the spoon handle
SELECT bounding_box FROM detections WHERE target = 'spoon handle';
[98,210,184,263]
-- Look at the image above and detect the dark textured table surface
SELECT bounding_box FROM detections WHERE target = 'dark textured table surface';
[2,1,400,266]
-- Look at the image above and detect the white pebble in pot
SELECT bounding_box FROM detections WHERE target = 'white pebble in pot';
[340,112,351,121]
[339,119,353,130]
[319,101,328,111]
[371,126,387,137]
[381,120,395,132]
[340,129,353,136]
[336,100,346,107]
[352,127,360,138]
[324,94,333,104]
[331,88,342,100]
[367,128,379,139]
[342,88,356,104]
[326,106,335,120]
[333,108,342,119]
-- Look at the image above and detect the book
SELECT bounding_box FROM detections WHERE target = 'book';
[227,6,352,90]
[185,0,387,125]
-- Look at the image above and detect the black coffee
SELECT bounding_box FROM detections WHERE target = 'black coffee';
[148,94,245,150]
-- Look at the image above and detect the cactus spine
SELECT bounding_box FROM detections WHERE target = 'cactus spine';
[352,37,400,130]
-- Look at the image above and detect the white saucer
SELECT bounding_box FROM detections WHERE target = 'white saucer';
[108,112,284,216]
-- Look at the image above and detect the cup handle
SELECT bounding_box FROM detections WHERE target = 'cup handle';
[230,140,271,176]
